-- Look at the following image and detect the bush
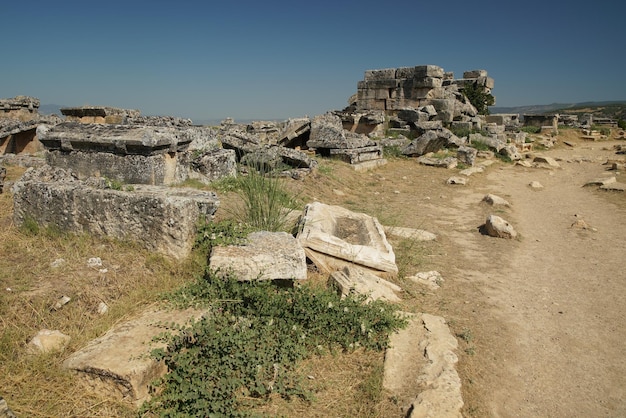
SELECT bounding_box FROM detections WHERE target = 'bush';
[618,119,626,130]
[142,271,406,416]
[521,126,541,134]
[461,82,495,115]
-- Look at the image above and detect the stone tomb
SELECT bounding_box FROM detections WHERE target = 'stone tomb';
[38,122,194,185]
[12,165,219,259]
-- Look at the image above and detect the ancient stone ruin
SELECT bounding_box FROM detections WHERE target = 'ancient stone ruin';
[0,96,61,155]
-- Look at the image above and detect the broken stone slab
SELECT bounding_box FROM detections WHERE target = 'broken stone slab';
[456,146,477,166]
[500,144,522,161]
[417,156,458,169]
[583,176,616,187]
[407,271,444,290]
[63,306,208,405]
[189,148,237,183]
[533,155,561,168]
[384,226,436,241]
[482,194,511,207]
[484,215,517,239]
[350,158,388,172]
[600,182,626,192]
[402,130,446,157]
[27,329,71,354]
[308,113,375,149]
[60,106,141,124]
[329,145,383,164]
[209,231,307,281]
[277,118,311,147]
[529,181,544,189]
[12,165,219,260]
[459,166,484,176]
[37,123,192,155]
[296,202,398,276]
[384,313,462,418]
[329,265,402,303]
[469,133,505,153]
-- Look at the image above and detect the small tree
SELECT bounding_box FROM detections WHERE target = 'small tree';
[461,82,495,115]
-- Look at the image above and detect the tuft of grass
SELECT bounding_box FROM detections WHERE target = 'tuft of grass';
[235,162,300,232]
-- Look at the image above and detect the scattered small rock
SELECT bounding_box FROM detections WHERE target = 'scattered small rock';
[571,219,596,231]
[52,295,71,311]
[482,194,511,207]
[97,302,109,315]
[407,271,444,290]
[447,176,467,185]
[87,257,103,268]
[28,329,71,354]
[484,215,517,239]
[50,258,65,268]
[0,396,17,418]
[529,181,544,189]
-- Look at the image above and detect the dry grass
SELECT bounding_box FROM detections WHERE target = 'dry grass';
[0,158,433,417]
[0,167,206,416]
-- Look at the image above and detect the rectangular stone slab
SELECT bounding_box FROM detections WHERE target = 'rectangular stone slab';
[63,307,208,404]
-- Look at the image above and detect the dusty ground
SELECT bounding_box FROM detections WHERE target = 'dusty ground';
[293,130,626,417]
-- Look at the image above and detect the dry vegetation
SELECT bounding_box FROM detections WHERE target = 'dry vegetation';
[0,159,437,417]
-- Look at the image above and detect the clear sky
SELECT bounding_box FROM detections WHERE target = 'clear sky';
[2,0,624,122]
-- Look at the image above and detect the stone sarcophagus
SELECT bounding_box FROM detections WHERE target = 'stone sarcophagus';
[38,122,194,185]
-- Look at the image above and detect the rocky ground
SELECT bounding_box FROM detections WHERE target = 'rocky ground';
[1,128,625,417]
[289,129,626,416]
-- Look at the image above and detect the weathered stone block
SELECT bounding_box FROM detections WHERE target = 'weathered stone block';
[364,68,396,80]
[190,148,237,182]
[414,65,444,78]
[413,77,443,88]
[329,145,383,164]
[210,231,307,281]
[463,69,488,78]
[12,166,219,259]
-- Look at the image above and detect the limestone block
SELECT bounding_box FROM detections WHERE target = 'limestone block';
[364,68,396,80]
[533,155,561,168]
[330,265,402,303]
[414,120,443,133]
[329,145,383,164]
[12,166,219,260]
[402,131,446,157]
[463,69,488,78]
[209,231,307,281]
[397,108,429,124]
[417,156,458,169]
[364,79,399,89]
[0,396,16,418]
[308,113,375,150]
[190,148,237,182]
[46,149,188,186]
[296,202,398,275]
[457,146,478,166]
[63,307,208,404]
[413,65,445,79]
[413,77,443,88]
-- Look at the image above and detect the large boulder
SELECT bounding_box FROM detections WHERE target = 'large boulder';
[484,215,517,239]
[308,113,374,149]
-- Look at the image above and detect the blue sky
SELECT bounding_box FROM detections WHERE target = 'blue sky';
[2,0,625,122]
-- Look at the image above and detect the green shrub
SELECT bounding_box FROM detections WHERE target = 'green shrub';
[142,271,406,416]
[520,126,541,134]
[618,119,626,130]
[460,83,494,115]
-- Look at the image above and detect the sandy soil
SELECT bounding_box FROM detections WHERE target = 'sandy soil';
[297,131,626,417]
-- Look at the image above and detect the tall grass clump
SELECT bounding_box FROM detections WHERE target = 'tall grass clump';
[236,161,299,232]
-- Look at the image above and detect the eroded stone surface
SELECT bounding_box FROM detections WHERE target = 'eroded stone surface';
[209,231,307,281]
[384,226,437,242]
[12,165,219,259]
[27,329,71,354]
[384,313,462,418]
[63,307,208,404]
[296,202,397,275]
[484,214,517,239]
[329,265,402,303]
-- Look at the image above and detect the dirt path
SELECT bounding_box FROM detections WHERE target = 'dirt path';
[436,141,626,417]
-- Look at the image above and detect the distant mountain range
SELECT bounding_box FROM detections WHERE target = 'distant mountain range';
[491,101,626,118]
